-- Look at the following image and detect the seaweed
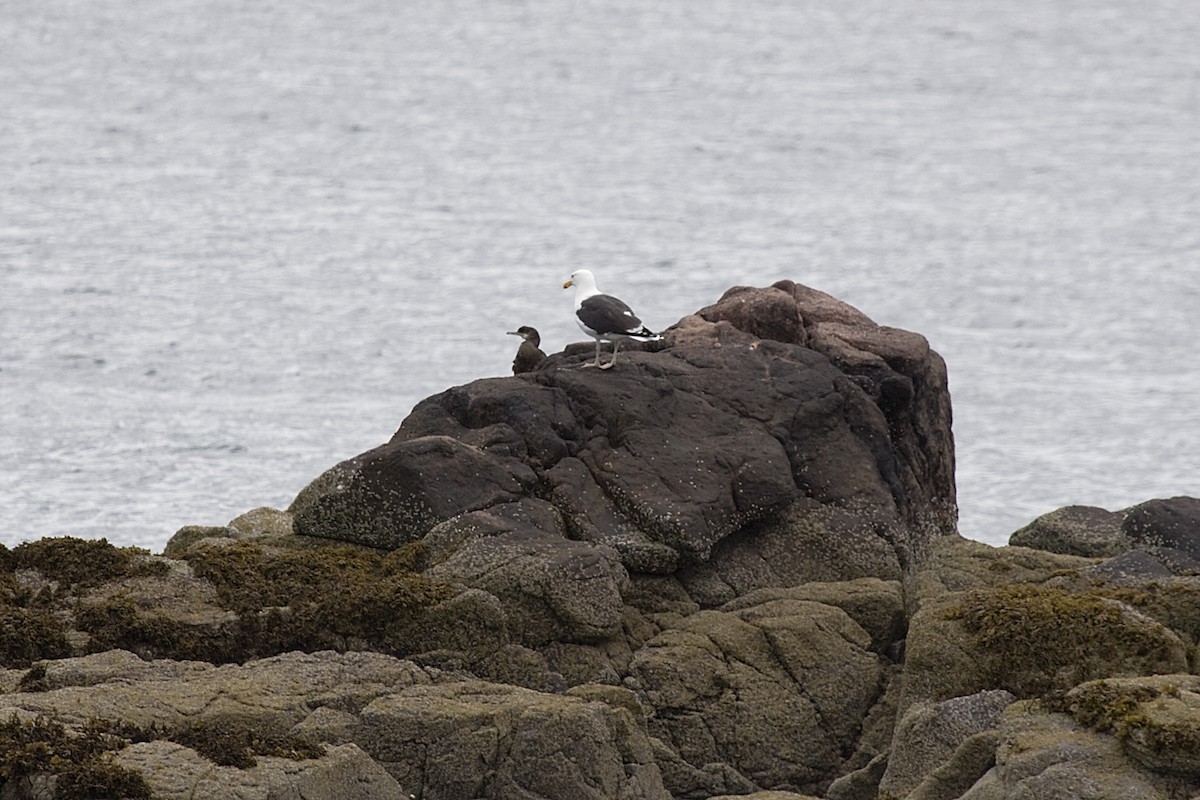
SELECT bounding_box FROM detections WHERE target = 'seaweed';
[169,717,324,769]
[947,584,1180,696]
[1096,582,1200,647]
[3,536,457,667]
[0,713,151,799]
[8,537,168,593]
[74,593,220,662]
[54,760,153,800]
[0,606,72,669]
[17,663,50,693]
[1044,679,1166,733]
[64,541,456,664]
[182,540,454,641]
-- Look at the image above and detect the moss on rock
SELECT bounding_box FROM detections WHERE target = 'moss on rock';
[3,534,463,666]
[17,663,50,693]
[0,538,179,668]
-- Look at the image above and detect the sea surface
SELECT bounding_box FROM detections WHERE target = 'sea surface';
[2,0,1198,551]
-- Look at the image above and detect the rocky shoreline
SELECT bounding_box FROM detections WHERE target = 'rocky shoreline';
[2,281,1198,800]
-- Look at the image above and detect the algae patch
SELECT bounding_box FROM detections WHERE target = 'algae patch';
[1048,677,1200,778]
[9,537,168,592]
[169,717,324,769]
[0,713,151,800]
[1,538,168,668]
[946,584,1182,696]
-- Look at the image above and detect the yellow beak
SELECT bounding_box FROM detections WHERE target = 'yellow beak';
[562,279,573,289]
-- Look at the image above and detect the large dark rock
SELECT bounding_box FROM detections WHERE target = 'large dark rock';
[291,281,957,576]
[289,435,537,550]
[1122,496,1200,560]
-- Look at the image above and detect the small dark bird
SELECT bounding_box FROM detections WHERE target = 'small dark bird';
[562,269,660,369]
[507,326,546,374]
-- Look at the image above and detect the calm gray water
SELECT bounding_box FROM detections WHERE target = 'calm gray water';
[3,0,1198,550]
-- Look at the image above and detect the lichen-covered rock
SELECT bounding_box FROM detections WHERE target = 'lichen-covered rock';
[911,536,1096,608]
[423,500,628,646]
[906,730,1002,800]
[291,435,537,549]
[1060,674,1200,779]
[164,508,329,559]
[426,533,626,647]
[826,752,889,800]
[110,741,406,800]
[676,501,904,607]
[959,699,1183,800]
[0,650,437,731]
[226,507,296,540]
[627,596,887,796]
[879,689,1014,800]
[1008,505,1127,558]
[356,680,670,800]
[719,578,906,654]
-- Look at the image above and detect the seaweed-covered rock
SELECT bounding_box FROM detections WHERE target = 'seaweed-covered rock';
[0,537,489,666]
[960,697,1185,800]
[0,651,433,800]
[1059,674,1200,779]
[0,711,152,799]
[900,584,1188,709]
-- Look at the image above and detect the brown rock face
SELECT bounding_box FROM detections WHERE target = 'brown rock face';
[292,281,957,575]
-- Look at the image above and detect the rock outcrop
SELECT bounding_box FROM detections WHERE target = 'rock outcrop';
[4,280,1199,800]
[290,280,957,577]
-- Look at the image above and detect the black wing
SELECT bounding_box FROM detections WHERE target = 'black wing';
[577,293,644,335]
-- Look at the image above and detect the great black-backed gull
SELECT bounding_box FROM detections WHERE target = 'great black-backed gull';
[506,326,546,374]
[562,269,660,369]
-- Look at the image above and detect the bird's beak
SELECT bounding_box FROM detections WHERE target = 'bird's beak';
[506,330,519,337]
[562,279,573,289]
